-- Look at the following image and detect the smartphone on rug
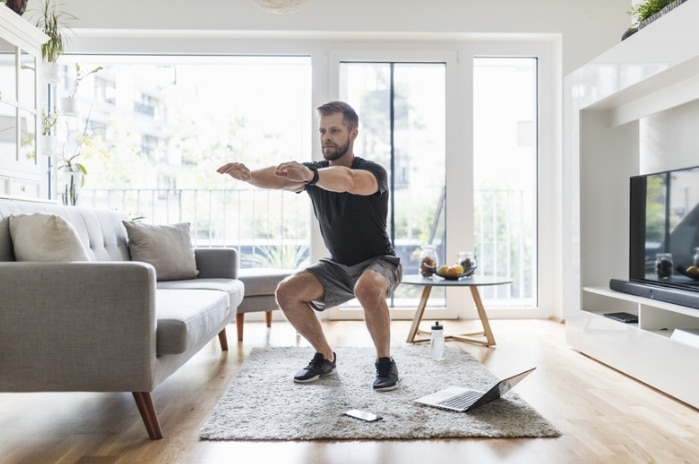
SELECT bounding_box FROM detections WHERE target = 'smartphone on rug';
[343,409,383,422]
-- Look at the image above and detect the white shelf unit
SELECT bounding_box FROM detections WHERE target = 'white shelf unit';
[0,7,48,200]
[565,0,699,409]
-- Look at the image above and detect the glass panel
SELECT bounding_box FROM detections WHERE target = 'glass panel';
[473,57,538,306]
[339,62,447,308]
[0,38,16,104]
[0,101,16,161]
[53,55,312,261]
[19,50,36,108]
[19,109,36,164]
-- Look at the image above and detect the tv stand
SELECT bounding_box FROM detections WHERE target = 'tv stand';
[564,0,699,410]
[609,279,699,310]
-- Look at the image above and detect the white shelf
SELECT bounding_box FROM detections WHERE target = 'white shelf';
[566,0,699,409]
[0,6,48,201]
[602,58,699,126]
[584,286,699,318]
[570,0,699,110]
[0,5,48,52]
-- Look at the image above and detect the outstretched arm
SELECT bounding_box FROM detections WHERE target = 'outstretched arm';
[218,161,379,196]
[276,162,378,196]
[217,162,305,191]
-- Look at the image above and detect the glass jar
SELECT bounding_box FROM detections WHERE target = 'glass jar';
[693,247,699,267]
[419,245,438,277]
[655,253,673,279]
[457,251,477,273]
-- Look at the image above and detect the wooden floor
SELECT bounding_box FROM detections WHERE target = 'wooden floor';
[2,318,699,464]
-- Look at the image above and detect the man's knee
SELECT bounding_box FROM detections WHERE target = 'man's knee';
[354,271,387,302]
[275,271,321,309]
[275,278,295,309]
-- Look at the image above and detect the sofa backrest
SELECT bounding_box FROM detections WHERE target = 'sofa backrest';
[0,200,131,262]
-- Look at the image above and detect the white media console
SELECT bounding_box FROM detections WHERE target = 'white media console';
[564,1,699,409]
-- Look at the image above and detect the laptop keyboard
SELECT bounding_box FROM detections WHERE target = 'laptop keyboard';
[438,390,481,409]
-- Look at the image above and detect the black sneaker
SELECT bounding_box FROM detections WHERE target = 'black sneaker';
[373,357,399,391]
[293,352,336,383]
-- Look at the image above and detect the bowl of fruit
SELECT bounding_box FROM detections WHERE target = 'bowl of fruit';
[435,264,477,280]
[677,265,699,281]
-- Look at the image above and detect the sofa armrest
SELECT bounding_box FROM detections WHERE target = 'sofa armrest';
[194,248,238,279]
[0,261,159,392]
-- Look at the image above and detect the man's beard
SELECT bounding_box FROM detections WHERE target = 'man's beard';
[322,139,350,161]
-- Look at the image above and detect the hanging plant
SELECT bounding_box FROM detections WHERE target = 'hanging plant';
[67,63,104,98]
[57,114,90,180]
[41,108,59,136]
[29,0,76,63]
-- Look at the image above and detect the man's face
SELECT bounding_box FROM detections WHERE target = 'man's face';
[319,112,356,161]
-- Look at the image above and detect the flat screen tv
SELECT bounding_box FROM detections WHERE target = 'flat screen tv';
[629,165,699,293]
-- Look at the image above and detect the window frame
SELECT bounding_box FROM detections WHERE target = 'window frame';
[65,32,561,321]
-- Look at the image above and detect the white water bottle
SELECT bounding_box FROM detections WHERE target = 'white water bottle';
[431,321,445,361]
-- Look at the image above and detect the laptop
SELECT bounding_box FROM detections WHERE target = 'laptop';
[414,367,536,412]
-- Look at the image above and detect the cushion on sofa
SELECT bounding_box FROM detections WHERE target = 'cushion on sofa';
[123,221,199,281]
[8,213,91,262]
[157,278,245,310]
[155,289,230,355]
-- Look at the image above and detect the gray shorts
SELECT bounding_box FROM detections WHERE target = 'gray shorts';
[305,255,402,311]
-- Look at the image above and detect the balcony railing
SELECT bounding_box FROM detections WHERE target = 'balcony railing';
[79,187,536,305]
[79,187,312,269]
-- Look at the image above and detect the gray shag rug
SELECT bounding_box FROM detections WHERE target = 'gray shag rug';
[200,345,561,441]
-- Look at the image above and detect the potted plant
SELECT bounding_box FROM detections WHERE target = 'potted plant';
[57,111,90,205]
[39,107,59,155]
[60,63,103,115]
[624,0,688,39]
[4,0,28,16]
[29,0,75,80]
[58,142,88,206]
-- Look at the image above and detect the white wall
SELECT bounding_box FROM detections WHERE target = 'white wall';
[57,0,631,74]
[641,101,699,174]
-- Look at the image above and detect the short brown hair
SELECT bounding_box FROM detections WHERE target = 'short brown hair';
[316,101,359,131]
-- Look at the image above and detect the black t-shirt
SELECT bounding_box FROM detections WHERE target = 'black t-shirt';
[303,157,395,266]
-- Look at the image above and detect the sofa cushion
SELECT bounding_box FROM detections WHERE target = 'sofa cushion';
[123,221,199,281]
[157,278,244,310]
[8,213,91,262]
[155,289,230,355]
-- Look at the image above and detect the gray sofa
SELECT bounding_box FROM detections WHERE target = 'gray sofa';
[0,199,244,439]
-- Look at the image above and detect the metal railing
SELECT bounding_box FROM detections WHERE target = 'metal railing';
[80,187,536,304]
[80,187,312,269]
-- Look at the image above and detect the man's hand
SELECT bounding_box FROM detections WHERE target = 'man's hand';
[274,161,314,183]
[217,162,252,181]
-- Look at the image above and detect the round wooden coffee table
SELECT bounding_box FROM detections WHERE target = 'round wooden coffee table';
[401,274,513,347]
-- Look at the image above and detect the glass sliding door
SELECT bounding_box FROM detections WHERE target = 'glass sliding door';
[332,55,540,319]
[473,57,538,306]
[333,60,448,317]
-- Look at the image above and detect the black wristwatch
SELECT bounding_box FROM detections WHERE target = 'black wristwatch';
[305,165,319,185]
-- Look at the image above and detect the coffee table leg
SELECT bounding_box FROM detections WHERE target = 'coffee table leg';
[406,284,432,343]
[469,286,496,346]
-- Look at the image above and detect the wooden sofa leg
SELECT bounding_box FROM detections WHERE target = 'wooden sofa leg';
[218,328,229,351]
[236,313,244,342]
[132,392,163,440]
[266,310,273,328]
